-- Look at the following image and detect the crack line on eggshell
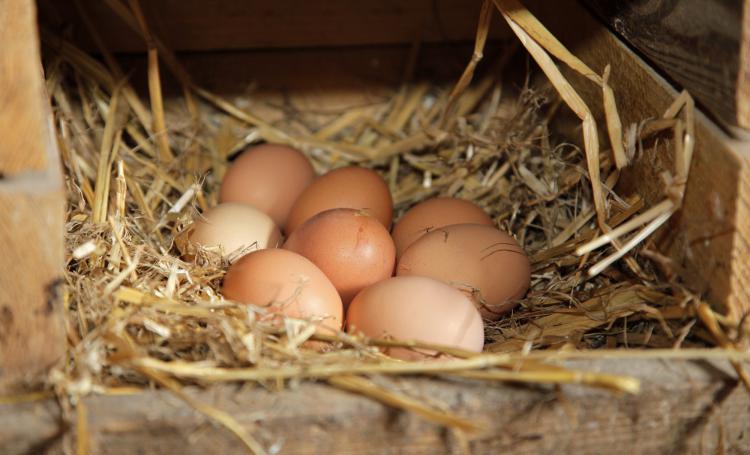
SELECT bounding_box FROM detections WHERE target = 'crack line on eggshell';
[480,247,527,261]
[479,240,519,252]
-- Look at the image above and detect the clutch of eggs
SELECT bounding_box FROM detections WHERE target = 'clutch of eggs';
[181,143,531,357]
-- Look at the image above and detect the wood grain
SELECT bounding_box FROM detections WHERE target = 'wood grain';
[114,43,489,131]
[0,176,66,392]
[1,359,747,454]
[0,0,50,175]
[39,0,508,53]
[0,0,66,392]
[739,1,750,133]
[529,1,750,322]
[584,0,747,131]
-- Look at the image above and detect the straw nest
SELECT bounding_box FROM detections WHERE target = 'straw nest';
[27,0,749,452]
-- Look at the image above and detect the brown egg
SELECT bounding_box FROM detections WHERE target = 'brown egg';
[392,197,494,258]
[285,166,393,234]
[219,143,315,230]
[347,276,484,360]
[222,249,343,333]
[284,208,395,306]
[185,203,281,262]
[396,224,530,320]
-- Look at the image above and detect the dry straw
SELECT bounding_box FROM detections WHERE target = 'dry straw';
[29,0,747,453]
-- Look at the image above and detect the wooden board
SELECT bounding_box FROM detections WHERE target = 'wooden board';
[0,177,66,392]
[583,0,749,132]
[118,41,488,94]
[116,42,498,128]
[0,0,66,392]
[39,0,509,53]
[740,2,750,133]
[1,358,747,454]
[0,0,50,175]
[527,1,750,322]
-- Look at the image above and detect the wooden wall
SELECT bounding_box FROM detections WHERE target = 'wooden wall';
[39,0,509,52]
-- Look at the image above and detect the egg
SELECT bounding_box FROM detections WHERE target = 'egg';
[396,224,530,320]
[219,143,315,230]
[285,166,393,234]
[283,208,395,306]
[347,276,484,360]
[391,197,494,258]
[222,249,343,333]
[184,203,281,262]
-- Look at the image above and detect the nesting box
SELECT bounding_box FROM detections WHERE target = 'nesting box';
[2,0,750,453]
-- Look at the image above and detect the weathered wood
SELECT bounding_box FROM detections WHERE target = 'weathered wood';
[1,359,747,454]
[0,0,66,392]
[0,0,50,175]
[0,177,66,392]
[529,1,750,322]
[583,0,748,132]
[39,0,509,53]
[118,43,486,127]
[739,2,750,133]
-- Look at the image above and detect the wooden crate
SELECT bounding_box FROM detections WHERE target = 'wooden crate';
[2,0,750,453]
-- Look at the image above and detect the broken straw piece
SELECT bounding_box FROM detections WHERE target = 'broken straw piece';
[587,210,673,277]
[576,199,675,256]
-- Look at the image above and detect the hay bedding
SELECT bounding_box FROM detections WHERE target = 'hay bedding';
[25,0,749,452]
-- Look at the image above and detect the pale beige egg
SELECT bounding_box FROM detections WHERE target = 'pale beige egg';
[186,203,281,262]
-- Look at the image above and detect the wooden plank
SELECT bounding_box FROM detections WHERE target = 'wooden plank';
[38,0,509,53]
[1,358,747,454]
[0,0,66,392]
[583,0,748,132]
[117,43,488,129]
[0,0,50,175]
[740,2,750,132]
[0,176,66,392]
[529,1,750,322]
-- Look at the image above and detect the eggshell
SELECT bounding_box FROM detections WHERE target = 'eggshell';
[284,208,395,306]
[222,249,343,333]
[347,276,484,360]
[219,143,315,230]
[286,166,393,234]
[186,203,281,262]
[392,197,494,258]
[396,224,530,320]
